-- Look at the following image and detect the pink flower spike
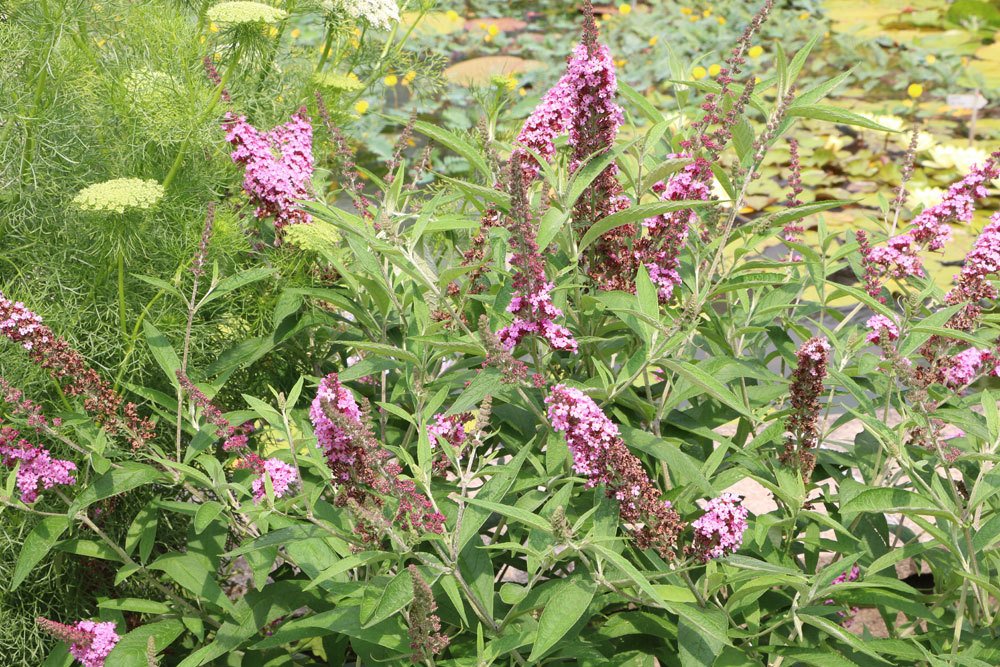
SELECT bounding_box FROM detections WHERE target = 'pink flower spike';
[252,457,298,503]
[691,493,749,561]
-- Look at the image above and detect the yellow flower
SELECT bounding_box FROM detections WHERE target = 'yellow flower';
[446,10,460,21]
[209,21,219,32]
[798,11,809,20]
[199,35,206,43]
[95,38,106,48]
[290,28,301,39]
[754,76,761,84]
[477,21,486,29]
[925,54,937,64]
[961,56,969,67]
[689,15,699,21]
[354,99,369,114]
[268,26,279,37]
[402,70,417,85]
[505,76,517,91]
[907,83,923,99]
[618,3,632,15]
[518,87,527,97]
[487,23,499,36]
[748,45,763,59]
[648,35,658,46]
[716,16,726,25]
[484,34,493,42]
[692,65,707,80]
[680,6,692,15]
[702,8,712,16]
[384,74,398,86]
[708,63,721,77]
[615,58,627,67]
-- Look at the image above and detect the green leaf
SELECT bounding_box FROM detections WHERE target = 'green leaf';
[105,619,185,665]
[618,81,665,123]
[578,200,710,253]
[457,442,532,551]
[200,268,276,306]
[528,574,597,661]
[463,497,550,532]
[800,614,891,663]
[412,120,491,178]
[149,553,236,613]
[194,501,224,535]
[660,359,751,419]
[306,551,391,591]
[143,321,181,389]
[11,516,70,590]
[786,104,900,132]
[536,206,569,251]
[361,568,415,628]
[69,463,163,515]
[840,488,956,520]
[98,597,172,614]
[678,608,726,667]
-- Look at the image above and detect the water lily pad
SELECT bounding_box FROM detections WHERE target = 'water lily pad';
[444,56,544,87]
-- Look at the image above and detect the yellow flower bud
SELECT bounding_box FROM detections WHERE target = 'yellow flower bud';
[487,23,499,36]
[384,74,398,86]
[446,10,460,21]
[648,35,658,46]
[354,99,369,114]
[708,63,721,77]
[748,45,763,59]
[680,6,692,15]
[716,16,726,25]
[692,66,707,80]
[290,28,301,39]
[907,83,923,99]
[209,22,219,32]
[925,54,937,64]
[403,70,417,85]
[618,3,632,15]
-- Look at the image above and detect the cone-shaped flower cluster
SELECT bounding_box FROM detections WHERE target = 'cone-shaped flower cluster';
[225,108,314,238]
[864,314,899,345]
[310,374,445,540]
[251,457,298,503]
[0,292,154,448]
[781,337,830,478]
[947,211,1000,306]
[545,384,683,557]
[690,493,749,561]
[37,618,120,667]
[638,156,713,300]
[497,158,578,353]
[0,424,76,503]
[861,152,999,288]
[406,564,450,662]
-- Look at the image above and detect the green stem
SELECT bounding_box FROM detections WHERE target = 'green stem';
[117,250,127,341]
[162,43,242,190]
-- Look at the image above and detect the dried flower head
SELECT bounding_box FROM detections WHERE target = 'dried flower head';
[72,178,164,214]
[781,337,830,478]
[406,565,450,662]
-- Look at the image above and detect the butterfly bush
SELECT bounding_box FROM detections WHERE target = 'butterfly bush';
[0,425,76,503]
[8,0,1000,663]
[225,108,314,239]
[37,618,120,667]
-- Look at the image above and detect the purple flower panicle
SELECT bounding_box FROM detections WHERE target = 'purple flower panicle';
[864,315,899,345]
[546,384,684,557]
[225,108,314,239]
[781,337,830,478]
[37,618,120,667]
[252,457,298,503]
[310,374,445,541]
[0,425,76,503]
[690,493,749,561]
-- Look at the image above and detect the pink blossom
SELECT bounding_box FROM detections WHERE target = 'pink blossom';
[37,618,120,667]
[691,493,749,561]
[225,108,314,238]
[426,413,467,450]
[639,156,713,300]
[865,152,999,284]
[943,347,992,387]
[864,314,899,345]
[252,457,298,503]
[309,373,363,476]
[545,384,684,557]
[0,425,76,503]
[947,211,1000,304]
